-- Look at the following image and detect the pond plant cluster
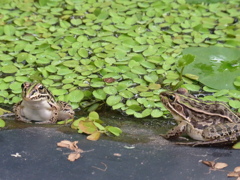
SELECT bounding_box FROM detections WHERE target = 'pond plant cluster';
[0,0,240,118]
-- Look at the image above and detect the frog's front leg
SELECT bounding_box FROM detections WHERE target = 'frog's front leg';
[13,102,32,123]
[35,105,59,124]
[161,121,187,140]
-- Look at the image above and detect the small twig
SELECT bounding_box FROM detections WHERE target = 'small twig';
[92,162,108,172]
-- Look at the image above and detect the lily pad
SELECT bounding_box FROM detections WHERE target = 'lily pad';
[180,47,240,90]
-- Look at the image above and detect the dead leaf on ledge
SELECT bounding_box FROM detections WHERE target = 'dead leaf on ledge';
[57,140,86,162]
[234,167,240,173]
[68,152,81,162]
[227,166,240,178]
[200,160,228,171]
[57,140,79,151]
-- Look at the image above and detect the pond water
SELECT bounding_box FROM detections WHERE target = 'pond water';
[1,107,175,145]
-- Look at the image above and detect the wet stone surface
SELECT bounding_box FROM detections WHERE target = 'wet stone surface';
[0,116,238,180]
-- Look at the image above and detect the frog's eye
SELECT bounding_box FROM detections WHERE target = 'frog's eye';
[21,83,25,89]
[168,95,175,101]
[38,85,44,90]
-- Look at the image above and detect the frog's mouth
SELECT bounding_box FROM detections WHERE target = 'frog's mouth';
[23,96,44,101]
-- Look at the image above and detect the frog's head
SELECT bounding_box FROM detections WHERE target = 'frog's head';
[160,88,189,122]
[21,82,54,101]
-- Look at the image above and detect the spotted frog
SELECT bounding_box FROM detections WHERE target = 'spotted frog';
[160,88,240,146]
[14,82,74,124]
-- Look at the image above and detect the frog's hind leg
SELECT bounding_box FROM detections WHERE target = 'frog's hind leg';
[183,123,240,146]
[176,123,240,146]
[57,101,74,121]
[202,123,240,141]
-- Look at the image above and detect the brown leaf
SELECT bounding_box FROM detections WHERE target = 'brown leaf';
[227,171,239,177]
[68,152,81,162]
[57,140,79,151]
[214,162,228,170]
[201,160,215,168]
[235,166,240,173]
[87,131,101,141]
[103,78,115,83]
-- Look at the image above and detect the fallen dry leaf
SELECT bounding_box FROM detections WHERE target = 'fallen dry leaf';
[68,152,81,162]
[227,171,239,178]
[201,160,215,168]
[200,160,228,170]
[57,140,79,151]
[57,140,95,162]
[235,167,240,173]
[57,140,83,161]
[214,162,228,170]
[227,166,240,178]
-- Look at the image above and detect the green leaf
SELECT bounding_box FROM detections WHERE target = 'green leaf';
[106,95,122,106]
[234,76,240,87]
[144,72,158,83]
[66,90,84,102]
[103,86,118,95]
[229,100,240,109]
[2,65,18,73]
[63,60,79,67]
[93,89,107,100]
[0,119,5,128]
[39,0,49,6]
[131,66,147,74]
[71,118,84,129]
[78,48,89,58]
[233,142,240,149]
[119,90,134,98]
[178,54,195,67]
[106,126,122,136]
[57,119,73,125]
[93,122,105,131]
[143,45,158,56]
[89,111,99,121]
[4,25,15,36]
[128,104,143,111]
[141,109,152,117]
[151,109,163,118]
[51,89,68,96]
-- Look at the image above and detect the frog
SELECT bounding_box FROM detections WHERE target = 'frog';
[13,82,74,124]
[160,88,240,146]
